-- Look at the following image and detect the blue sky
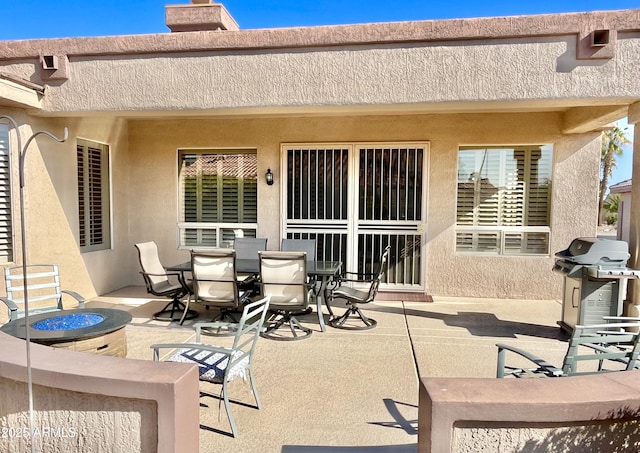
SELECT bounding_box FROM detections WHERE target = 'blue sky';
[0,0,635,184]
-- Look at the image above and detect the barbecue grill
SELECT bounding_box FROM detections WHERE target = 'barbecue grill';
[552,237,640,332]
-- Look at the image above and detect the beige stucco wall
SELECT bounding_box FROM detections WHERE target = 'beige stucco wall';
[451,421,640,452]
[1,107,599,301]
[0,379,157,453]
[125,112,598,300]
[1,29,639,115]
[0,110,97,298]
[0,111,130,298]
[1,109,605,300]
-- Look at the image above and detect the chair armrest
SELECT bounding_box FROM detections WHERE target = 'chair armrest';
[496,343,564,378]
[61,290,86,309]
[150,342,233,361]
[0,297,19,321]
[602,316,640,322]
[140,271,191,293]
[581,343,640,369]
[256,282,315,291]
[142,270,184,279]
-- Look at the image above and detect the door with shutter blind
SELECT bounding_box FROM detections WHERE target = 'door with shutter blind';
[282,143,428,291]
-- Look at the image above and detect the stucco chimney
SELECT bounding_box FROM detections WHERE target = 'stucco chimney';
[166,0,239,32]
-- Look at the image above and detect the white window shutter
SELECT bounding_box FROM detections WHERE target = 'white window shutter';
[0,125,12,263]
[77,139,110,252]
[456,146,552,255]
[178,151,258,248]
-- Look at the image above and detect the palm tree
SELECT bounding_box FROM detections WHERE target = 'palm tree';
[599,126,630,225]
[603,193,620,225]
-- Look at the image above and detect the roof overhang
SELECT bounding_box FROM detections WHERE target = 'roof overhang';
[0,74,43,110]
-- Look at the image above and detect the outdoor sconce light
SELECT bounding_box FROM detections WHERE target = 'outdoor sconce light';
[266,168,274,185]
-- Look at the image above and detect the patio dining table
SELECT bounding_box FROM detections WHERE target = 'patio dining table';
[167,259,342,332]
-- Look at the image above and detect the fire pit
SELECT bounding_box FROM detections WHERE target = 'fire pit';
[0,308,132,357]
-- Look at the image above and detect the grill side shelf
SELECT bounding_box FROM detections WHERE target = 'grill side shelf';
[585,266,640,279]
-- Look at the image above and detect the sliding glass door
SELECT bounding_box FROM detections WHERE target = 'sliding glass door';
[282,143,428,291]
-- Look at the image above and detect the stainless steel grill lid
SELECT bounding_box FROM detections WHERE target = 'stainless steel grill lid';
[554,237,630,266]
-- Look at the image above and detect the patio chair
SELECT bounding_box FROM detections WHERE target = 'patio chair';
[496,318,640,378]
[234,237,267,296]
[327,245,391,330]
[259,250,313,341]
[2,264,86,323]
[183,249,250,325]
[134,241,197,322]
[281,238,316,262]
[151,295,270,438]
[281,238,326,325]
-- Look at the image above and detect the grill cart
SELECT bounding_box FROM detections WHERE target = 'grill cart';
[552,237,640,332]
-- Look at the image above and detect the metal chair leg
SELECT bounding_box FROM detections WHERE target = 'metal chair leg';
[261,312,313,341]
[248,369,261,409]
[154,295,198,322]
[221,383,238,438]
[328,304,377,330]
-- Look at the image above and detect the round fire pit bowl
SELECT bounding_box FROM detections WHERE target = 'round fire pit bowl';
[0,308,132,357]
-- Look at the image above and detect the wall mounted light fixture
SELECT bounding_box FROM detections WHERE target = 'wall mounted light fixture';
[265,168,274,185]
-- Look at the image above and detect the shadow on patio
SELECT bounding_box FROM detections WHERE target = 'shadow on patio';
[88,286,566,453]
[364,303,568,340]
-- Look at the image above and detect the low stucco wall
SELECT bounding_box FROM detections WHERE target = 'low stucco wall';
[0,331,200,453]
[418,372,640,453]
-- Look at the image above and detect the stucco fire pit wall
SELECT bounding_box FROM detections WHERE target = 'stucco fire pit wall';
[0,331,199,453]
[418,372,640,453]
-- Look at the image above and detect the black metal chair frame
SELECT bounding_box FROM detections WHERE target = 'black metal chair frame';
[328,245,391,330]
[135,241,198,322]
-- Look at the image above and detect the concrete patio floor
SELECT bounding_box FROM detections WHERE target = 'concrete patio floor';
[88,287,569,453]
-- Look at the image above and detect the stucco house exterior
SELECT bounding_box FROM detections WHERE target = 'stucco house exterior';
[1,0,639,302]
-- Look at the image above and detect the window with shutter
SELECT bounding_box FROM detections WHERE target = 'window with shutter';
[456,145,552,255]
[0,124,13,263]
[77,139,111,252]
[178,150,257,249]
